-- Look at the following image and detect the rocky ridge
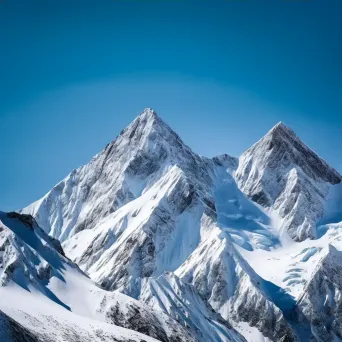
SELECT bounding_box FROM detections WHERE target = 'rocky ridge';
[19,109,342,342]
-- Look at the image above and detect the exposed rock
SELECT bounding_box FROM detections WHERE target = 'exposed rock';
[19,110,342,342]
[235,122,341,241]
[294,245,342,341]
[177,234,298,342]
[0,310,40,342]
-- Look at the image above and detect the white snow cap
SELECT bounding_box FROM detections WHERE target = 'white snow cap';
[269,121,296,137]
[140,107,157,118]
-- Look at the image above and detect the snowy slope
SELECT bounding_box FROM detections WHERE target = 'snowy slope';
[0,284,160,342]
[59,164,216,298]
[212,163,279,251]
[294,244,342,341]
[0,211,203,342]
[22,109,250,341]
[239,221,342,300]
[19,109,342,342]
[140,272,245,342]
[176,231,298,342]
[24,108,215,243]
[235,122,341,241]
[236,183,342,300]
[0,309,39,342]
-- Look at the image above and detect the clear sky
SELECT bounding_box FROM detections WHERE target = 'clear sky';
[1,0,341,211]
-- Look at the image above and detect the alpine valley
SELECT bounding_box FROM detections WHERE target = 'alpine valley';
[2,108,342,342]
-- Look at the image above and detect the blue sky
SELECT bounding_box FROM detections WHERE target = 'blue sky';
[1,0,341,211]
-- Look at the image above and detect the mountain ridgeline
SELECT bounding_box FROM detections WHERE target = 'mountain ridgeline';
[1,108,341,342]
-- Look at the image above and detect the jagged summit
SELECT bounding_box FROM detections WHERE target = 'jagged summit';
[241,121,341,185]
[23,108,214,242]
[131,107,159,127]
[235,121,341,241]
[117,107,182,149]
[263,121,306,150]
[268,121,299,142]
[270,121,293,132]
[16,107,342,342]
[270,121,342,182]
[140,107,157,117]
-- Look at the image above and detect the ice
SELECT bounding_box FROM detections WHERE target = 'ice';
[15,109,342,341]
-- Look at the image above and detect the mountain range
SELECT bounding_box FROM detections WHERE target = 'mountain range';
[1,108,341,342]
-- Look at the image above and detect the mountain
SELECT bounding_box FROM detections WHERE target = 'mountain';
[235,122,341,241]
[24,109,215,243]
[0,309,39,342]
[140,272,245,342]
[18,108,342,342]
[176,231,298,342]
[0,211,213,342]
[294,244,342,341]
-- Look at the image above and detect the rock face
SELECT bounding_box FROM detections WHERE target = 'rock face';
[59,164,216,298]
[98,289,198,342]
[235,122,341,241]
[0,211,203,342]
[212,154,239,173]
[0,310,39,342]
[0,211,70,289]
[294,245,342,341]
[140,272,246,342]
[20,109,342,342]
[177,233,298,342]
[24,109,215,243]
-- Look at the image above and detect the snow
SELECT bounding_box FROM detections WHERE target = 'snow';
[235,121,341,241]
[14,109,342,342]
[0,284,160,342]
[239,221,342,299]
[0,210,196,342]
[61,165,210,295]
[231,321,271,342]
[213,166,279,251]
[140,272,244,342]
[318,182,342,227]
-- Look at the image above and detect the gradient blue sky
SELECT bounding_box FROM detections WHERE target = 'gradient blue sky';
[1,0,341,211]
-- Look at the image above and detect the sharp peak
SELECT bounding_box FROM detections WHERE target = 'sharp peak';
[251,120,342,183]
[269,121,296,136]
[133,107,167,128]
[136,107,163,123]
[246,120,299,150]
[139,107,158,118]
[273,121,287,129]
[261,120,301,145]
[117,107,182,143]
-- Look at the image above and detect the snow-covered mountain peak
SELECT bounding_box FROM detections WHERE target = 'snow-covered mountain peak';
[235,121,341,241]
[118,107,179,147]
[18,108,342,341]
[139,107,157,119]
[249,121,341,185]
[23,108,215,242]
[269,120,295,136]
